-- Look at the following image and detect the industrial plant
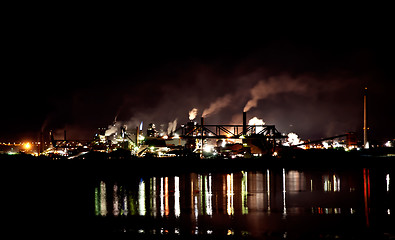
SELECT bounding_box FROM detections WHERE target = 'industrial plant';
[2,111,391,160]
[1,88,393,159]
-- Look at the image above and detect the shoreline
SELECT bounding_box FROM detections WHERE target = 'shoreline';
[1,149,394,176]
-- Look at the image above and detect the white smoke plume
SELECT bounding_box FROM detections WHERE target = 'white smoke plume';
[167,118,178,135]
[248,117,265,134]
[243,76,308,112]
[283,132,303,146]
[105,122,123,136]
[189,108,198,121]
[202,94,232,118]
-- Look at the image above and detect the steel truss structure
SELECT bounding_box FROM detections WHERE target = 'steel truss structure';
[180,124,284,139]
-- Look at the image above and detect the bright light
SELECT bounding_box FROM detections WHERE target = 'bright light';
[24,142,31,150]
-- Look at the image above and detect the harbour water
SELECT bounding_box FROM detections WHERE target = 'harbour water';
[91,167,394,238]
[1,156,394,239]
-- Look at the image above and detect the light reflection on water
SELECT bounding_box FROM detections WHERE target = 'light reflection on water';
[93,168,393,236]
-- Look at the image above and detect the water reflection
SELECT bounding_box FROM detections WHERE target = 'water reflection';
[138,179,145,216]
[93,168,393,236]
[282,168,286,218]
[174,176,180,218]
[387,173,390,192]
[226,173,234,215]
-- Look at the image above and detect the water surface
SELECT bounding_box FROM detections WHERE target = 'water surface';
[92,167,394,238]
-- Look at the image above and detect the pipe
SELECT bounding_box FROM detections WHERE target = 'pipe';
[39,131,43,155]
[363,87,368,148]
[243,111,247,135]
[49,130,56,147]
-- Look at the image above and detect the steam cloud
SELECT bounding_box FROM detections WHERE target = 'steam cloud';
[243,77,308,112]
[202,94,232,118]
[189,108,198,121]
[56,65,363,142]
[167,118,178,135]
[283,132,303,146]
[248,117,265,134]
[105,122,123,136]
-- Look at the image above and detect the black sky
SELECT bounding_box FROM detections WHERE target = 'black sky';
[1,10,394,143]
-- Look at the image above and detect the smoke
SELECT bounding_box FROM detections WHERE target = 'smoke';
[105,122,122,137]
[167,118,178,135]
[202,94,232,118]
[248,117,265,126]
[248,117,265,134]
[189,108,198,121]
[283,132,303,146]
[243,76,308,112]
[80,64,362,142]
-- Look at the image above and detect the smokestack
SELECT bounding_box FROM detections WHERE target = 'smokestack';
[201,116,205,137]
[39,131,43,155]
[49,130,55,147]
[363,87,368,148]
[243,111,247,135]
[64,130,67,141]
[136,127,139,146]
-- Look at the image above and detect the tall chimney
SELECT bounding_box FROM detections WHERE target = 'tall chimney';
[200,117,204,137]
[64,130,67,141]
[243,111,247,135]
[49,130,55,147]
[39,131,44,154]
[136,127,140,146]
[363,87,368,148]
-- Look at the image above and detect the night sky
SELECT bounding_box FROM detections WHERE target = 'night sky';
[1,11,394,143]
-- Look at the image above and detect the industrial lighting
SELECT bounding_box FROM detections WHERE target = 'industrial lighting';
[24,142,31,150]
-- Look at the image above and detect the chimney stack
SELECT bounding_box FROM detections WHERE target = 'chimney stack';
[363,87,368,148]
[201,116,205,137]
[243,111,247,135]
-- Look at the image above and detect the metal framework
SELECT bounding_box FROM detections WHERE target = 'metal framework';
[180,124,284,139]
